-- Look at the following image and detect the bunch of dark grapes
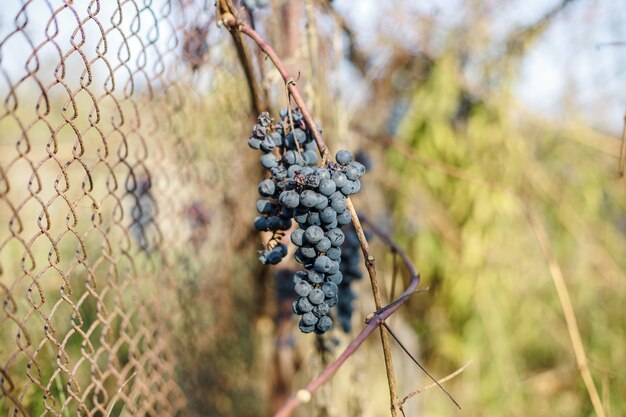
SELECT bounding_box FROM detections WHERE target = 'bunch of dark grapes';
[288,150,366,334]
[336,225,369,333]
[248,109,320,265]
[248,110,367,334]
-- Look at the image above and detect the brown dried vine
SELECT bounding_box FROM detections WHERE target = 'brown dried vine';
[214,5,465,416]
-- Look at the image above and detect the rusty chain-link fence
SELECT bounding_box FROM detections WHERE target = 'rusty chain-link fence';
[0,1,229,415]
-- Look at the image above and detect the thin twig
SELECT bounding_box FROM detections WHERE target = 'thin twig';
[304,0,320,113]
[399,360,473,406]
[525,203,606,417]
[596,41,626,49]
[220,13,329,160]
[240,2,271,105]
[390,251,399,301]
[346,198,402,416]
[617,112,626,177]
[504,0,578,60]
[381,322,461,410]
[318,0,368,74]
[105,372,138,417]
[218,0,267,113]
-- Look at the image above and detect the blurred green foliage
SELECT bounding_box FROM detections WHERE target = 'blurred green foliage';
[387,55,625,417]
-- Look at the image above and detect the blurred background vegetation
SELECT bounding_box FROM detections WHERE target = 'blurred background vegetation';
[0,1,624,417]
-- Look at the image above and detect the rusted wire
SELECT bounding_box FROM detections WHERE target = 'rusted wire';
[0,1,216,416]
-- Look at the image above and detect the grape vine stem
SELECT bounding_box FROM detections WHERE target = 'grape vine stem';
[217,0,267,113]
[219,10,329,161]
[218,8,410,417]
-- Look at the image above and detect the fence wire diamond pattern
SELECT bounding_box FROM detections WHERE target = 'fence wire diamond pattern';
[0,1,217,415]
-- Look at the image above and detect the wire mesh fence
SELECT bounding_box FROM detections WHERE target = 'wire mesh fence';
[0,1,220,415]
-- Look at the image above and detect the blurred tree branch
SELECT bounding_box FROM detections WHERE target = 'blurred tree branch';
[318,0,369,74]
[618,113,626,177]
[525,203,607,417]
[505,0,579,60]
[398,360,473,408]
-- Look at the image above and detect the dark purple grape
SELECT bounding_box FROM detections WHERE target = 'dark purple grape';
[327,271,343,285]
[299,190,318,208]
[254,216,268,231]
[313,302,329,317]
[306,173,321,188]
[319,179,337,196]
[314,194,329,210]
[258,179,276,197]
[326,295,339,307]
[303,150,318,165]
[314,255,333,273]
[294,249,306,264]
[253,124,267,137]
[330,195,346,213]
[344,163,360,180]
[316,315,333,332]
[326,246,341,260]
[279,190,300,208]
[331,171,347,188]
[260,153,278,168]
[248,137,262,149]
[299,321,315,333]
[304,225,324,244]
[322,282,338,299]
[282,150,299,165]
[266,250,282,264]
[270,131,283,146]
[295,280,312,297]
[260,137,275,152]
[294,270,308,282]
[308,288,325,305]
[323,220,338,230]
[307,270,324,284]
[275,243,288,257]
[297,297,313,313]
[315,237,331,253]
[267,216,282,231]
[291,228,305,246]
[293,128,307,144]
[300,245,317,259]
[302,311,319,326]
[256,199,276,214]
[271,165,287,181]
[317,168,331,180]
[287,164,303,177]
[307,212,321,226]
[320,207,337,224]
[337,210,352,225]
[335,150,353,165]
[326,228,345,246]
[294,210,308,224]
